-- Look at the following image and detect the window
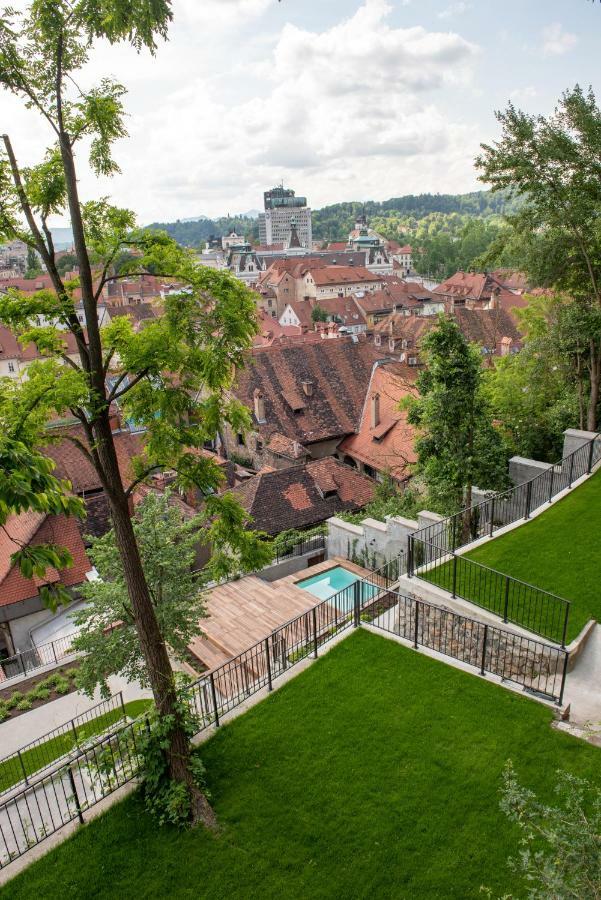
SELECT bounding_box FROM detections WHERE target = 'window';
[8,361,15,373]
[256,438,263,452]
[237,433,245,447]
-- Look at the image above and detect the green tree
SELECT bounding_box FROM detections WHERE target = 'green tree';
[476,86,601,430]
[56,251,77,276]
[484,295,581,460]
[311,304,328,323]
[24,245,43,278]
[73,490,233,695]
[406,316,508,535]
[0,0,271,826]
[495,761,601,900]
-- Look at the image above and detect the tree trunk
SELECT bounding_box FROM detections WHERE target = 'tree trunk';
[108,487,217,828]
[587,340,600,432]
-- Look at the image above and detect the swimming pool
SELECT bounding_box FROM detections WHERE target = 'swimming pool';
[297,565,378,605]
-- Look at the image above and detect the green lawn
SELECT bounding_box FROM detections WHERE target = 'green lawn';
[0,699,151,794]
[4,630,599,900]
[463,467,601,641]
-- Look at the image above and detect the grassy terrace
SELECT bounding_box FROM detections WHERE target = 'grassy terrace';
[464,467,601,641]
[0,700,151,795]
[5,630,600,900]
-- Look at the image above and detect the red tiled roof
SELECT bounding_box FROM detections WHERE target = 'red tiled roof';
[340,361,417,481]
[310,296,367,328]
[43,426,144,494]
[233,338,386,446]
[309,266,381,286]
[232,457,376,535]
[0,513,92,607]
[0,325,82,362]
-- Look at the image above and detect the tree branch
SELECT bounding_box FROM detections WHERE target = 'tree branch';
[108,368,151,403]
[123,465,162,499]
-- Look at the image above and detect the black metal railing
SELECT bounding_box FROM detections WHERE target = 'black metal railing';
[407,433,601,645]
[0,632,79,684]
[408,540,570,646]
[0,693,127,798]
[412,432,601,555]
[360,588,568,704]
[271,533,326,565]
[0,558,569,869]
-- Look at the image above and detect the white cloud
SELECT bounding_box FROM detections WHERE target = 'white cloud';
[438,2,470,21]
[509,86,538,102]
[541,22,577,57]
[4,0,482,224]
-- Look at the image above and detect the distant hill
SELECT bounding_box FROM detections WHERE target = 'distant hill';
[147,190,518,248]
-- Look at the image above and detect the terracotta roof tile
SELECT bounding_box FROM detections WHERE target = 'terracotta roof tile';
[232,458,375,535]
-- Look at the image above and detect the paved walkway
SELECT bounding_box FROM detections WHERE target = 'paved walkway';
[563,623,601,729]
[0,676,151,758]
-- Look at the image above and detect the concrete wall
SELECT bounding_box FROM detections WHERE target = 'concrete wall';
[326,510,444,568]
[509,428,598,486]
[260,548,326,582]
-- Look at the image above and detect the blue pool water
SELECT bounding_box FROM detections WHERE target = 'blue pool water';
[297,566,378,604]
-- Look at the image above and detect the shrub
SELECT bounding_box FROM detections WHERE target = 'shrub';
[65,668,79,680]
[16,697,33,711]
[30,687,50,702]
[0,701,9,722]
[6,691,24,710]
[53,677,71,695]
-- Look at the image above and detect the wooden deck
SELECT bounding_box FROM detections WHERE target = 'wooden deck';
[187,558,371,673]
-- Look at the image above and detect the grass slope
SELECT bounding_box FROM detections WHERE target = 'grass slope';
[0,700,151,794]
[465,468,601,641]
[4,631,599,900]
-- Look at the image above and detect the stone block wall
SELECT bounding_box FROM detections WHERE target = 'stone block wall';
[326,510,444,568]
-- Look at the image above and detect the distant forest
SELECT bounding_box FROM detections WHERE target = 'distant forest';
[147,190,521,279]
[148,190,518,247]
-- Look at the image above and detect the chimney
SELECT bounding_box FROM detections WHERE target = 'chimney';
[253,389,266,423]
[301,379,314,397]
[371,392,380,429]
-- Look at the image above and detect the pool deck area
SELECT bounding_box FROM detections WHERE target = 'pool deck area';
[186,559,371,674]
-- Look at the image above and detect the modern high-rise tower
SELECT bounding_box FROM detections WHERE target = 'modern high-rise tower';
[258,185,312,249]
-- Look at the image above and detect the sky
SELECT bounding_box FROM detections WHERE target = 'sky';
[2,0,600,225]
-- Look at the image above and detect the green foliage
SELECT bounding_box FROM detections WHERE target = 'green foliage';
[339,476,422,524]
[477,85,601,429]
[311,304,328,323]
[0,700,8,722]
[484,295,582,460]
[271,524,326,555]
[72,490,270,696]
[24,246,43,279]
[15,697,33,711]
[138,685,209,827]
[496,761,601,899]
[406,316,509,515]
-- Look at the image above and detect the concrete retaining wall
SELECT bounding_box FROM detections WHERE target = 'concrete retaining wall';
[326,510,443,568]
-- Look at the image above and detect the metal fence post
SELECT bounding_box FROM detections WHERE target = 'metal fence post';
[119,691,127,720]
[67,765,85,825]
[407,536,413,578]
[264,638,273,691]
[503,577,510,623]
[525,480,532,520]
[312,606,318,659]
[489,498,495,538]
[413,600,419,649]
[52,640,58,665]
[548,466,554,503]
[480,625,488,676]
[71,718,79,746]
[558,651,569,707]
[561,605,569,650]
[451,553,458,599]
[353,580,361,628]
[568,453,575,488]
[209,672,220,727]
[17,652,25,675]
[587,438,595,474]
[17,749,28,784]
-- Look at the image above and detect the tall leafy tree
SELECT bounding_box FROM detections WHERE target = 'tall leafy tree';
[406,316,508,536]
[0,0,271,826]
[476,86,601,430]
